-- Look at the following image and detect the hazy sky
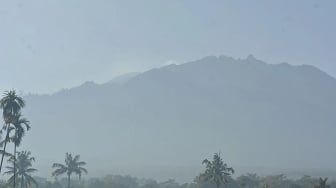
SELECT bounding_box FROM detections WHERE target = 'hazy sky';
[0,0,335,93]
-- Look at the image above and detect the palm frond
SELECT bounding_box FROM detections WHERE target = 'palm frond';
[52,168,67,177]
[5,150,37,187]
[52,163,66,169]
[78,167,88,174]
[76,161,86,166]
[53,152,88,181]
[0,149,12,157]
[25,168,38,173]
[73,155,80,162]
[200,153,234,188]
[25,174,38,187]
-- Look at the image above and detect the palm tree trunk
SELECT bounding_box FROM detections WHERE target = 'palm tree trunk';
[20,175,24,188]
[68,174,71,188]
[13,130,17,188]
[0,125,10,173]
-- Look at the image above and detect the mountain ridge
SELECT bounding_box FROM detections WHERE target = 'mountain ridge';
[25,55,335,98]
[20,55,336,182]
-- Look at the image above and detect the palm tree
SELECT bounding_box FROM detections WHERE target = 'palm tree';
[10,114,30,188]
[0,90,25,174]
[315,178,329,188]
[198,152,234,188]
[4,151,38,188]
[52,153,87,188]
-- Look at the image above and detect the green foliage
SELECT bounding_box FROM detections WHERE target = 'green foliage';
[4,151,38,188]
[236,173,259,188]
[52,152,87,188]
[0,90,32,188]
[316,178,329,188]
[198,153,234,188]
[52,153,87,178]
[0,90,27,174]
[259,174,288,188]
[0,180,10,188]
[32,174,336,188]
[9,114,30,147]
[0,89,30,188]
[0,90,25,124]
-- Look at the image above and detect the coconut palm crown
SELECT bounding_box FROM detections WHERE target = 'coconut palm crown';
[199,152,234,188]
[52,153,87,188]
[4,151,38,188]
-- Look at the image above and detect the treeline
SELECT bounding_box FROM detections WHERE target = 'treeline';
[24,152,336,188]
[2,174,332,188]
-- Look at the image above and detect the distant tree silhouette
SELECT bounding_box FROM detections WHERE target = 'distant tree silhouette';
[52,153,87,188]
[0,91,25,176]
[4,151,37,188]
[315,178,329,188]
[10,114,30,188]
[236,173,259,188]
[198,153,234,188]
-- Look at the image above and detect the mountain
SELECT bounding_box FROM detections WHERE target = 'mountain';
[20,55,336,182]
[107,72,140,85]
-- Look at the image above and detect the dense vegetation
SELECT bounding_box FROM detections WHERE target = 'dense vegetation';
[0,173,334,188]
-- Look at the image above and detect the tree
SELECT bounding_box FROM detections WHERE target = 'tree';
[10,114,30,152]
[296,175,319,188]
[236,173,259,188]
[315,178,329,188]
[52,153,88,188]
[260,174,287,188]
[0,90,25,174]
[0,180,10,188]
[4,151,38,188]
[10,114,30,188]
[198,153,234,188]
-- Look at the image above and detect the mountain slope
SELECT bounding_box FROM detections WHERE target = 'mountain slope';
[21,55,336,182]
